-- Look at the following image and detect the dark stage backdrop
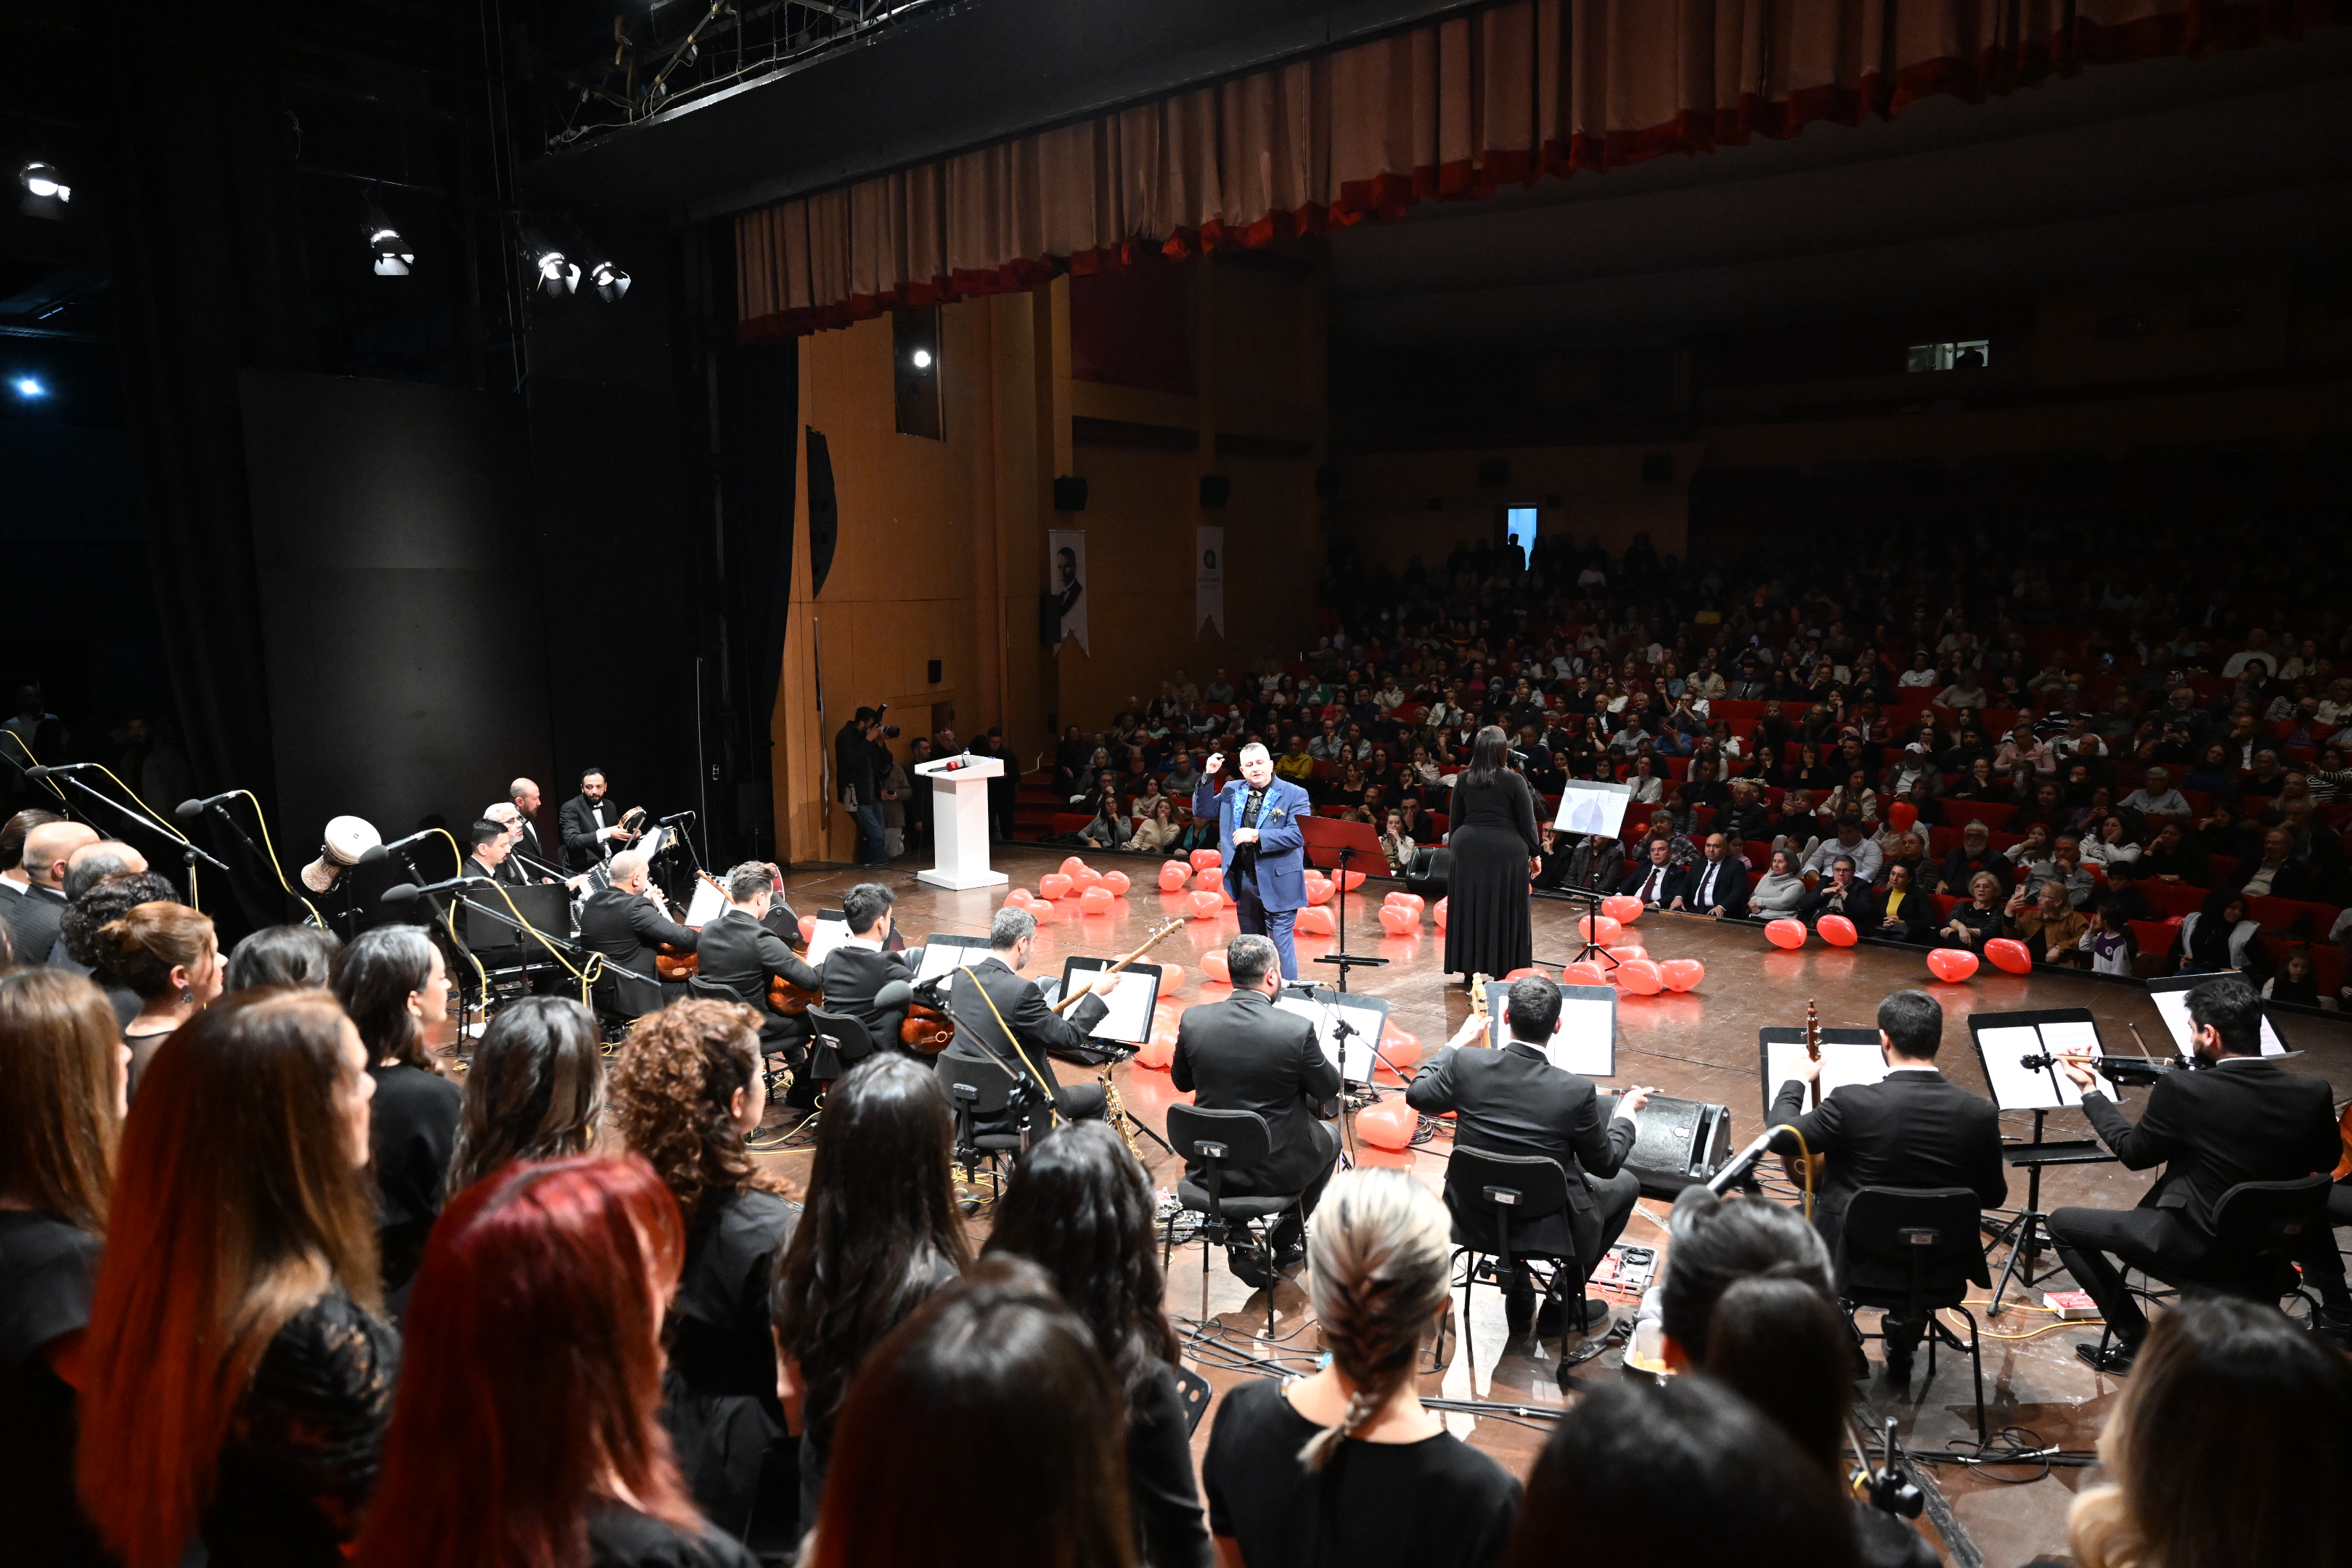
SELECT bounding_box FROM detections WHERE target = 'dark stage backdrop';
[239,370,555,852]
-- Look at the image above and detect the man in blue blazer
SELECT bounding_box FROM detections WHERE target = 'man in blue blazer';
[1193,743,1311,979]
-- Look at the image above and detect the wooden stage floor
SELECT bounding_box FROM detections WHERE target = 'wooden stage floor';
[741,845,2352,1568]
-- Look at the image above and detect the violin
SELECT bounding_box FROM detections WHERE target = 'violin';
[1779,998,1829,1191]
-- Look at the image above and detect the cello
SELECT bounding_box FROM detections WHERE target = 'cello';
[655,867,820,1016]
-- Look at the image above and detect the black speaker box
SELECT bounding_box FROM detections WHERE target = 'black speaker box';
[1053,474,1088,511]
[1199,473,1230,508]
[1622,1095,1732,1198]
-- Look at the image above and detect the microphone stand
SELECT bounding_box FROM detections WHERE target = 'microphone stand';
[48,772,232,909]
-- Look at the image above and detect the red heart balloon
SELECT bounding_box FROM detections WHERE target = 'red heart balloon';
[1339,870,1367,891]
[1376,1026,1424,1072]
[1305,877,1336,906]
[1818,914,1858,947]
[1038,873,1072,900]
[1135,1032,1176,1069]
[1193,867,1224,897]
[1985,937,2033,975]
[1617,958,1665,995]
[1069,867,1103,893]
[1101,870,1130,897]
[1078,887,1114,915]
[1601,895,1644,925]
[1295,905,1336,936]
[1378,905,1416,935]
[1157,861,1191,891]
[799,915,816,945]
[1659,957,1704,992]
[1604,944,1647,965]
[1765,918,1808,950]
[1888,801,1919,832]
[1201,950,1231,984]
[1188,849,1222,871]
[1926,947,1979,982]
[1186,891,1222,920]
[1578,914,1623,947]
[1059,856,1087,877]
[1355,1100,1418,1151]
[1561,961,1608,987]
[1433,897,1447,929]
[1156,964,1185,991]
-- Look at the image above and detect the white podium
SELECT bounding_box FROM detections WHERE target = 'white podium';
[914,754,1007,890]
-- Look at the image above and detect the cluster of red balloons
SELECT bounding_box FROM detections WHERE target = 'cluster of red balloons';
[1377,891,1425,936]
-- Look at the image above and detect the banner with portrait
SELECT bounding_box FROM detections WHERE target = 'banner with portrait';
[1196,525,1224,637]
[1048,529,1087,653]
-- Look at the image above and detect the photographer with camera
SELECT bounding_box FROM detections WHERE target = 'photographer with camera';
[833,705,901,867]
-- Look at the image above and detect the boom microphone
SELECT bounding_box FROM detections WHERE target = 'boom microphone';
[1705,1127,1784,1196]
[658,810,696,825]
[23,762,94,778]
[380,875,494,910]
[176,791,244,823]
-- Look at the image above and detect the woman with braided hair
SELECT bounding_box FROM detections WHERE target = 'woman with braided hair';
[1202,1167,1519,1568]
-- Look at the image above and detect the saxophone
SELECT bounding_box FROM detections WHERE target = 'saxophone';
[1101,1063,1150,1167]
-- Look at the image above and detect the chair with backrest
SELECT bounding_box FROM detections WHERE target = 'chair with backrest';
[1440,1147,1587,1372]
[934,1048,1029,1206]
[1162,1103,1302,1335]
[1838,1186,1990,1442]
[2096,1174,2338,1362]
[804,1007,876,1089]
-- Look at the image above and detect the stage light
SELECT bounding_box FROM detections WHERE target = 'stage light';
[910,348,933,369]
[522,226,579,296]
[13,377,47,399]
[589,258,631,303]
[364,200,414,277]
[18,162,69,219]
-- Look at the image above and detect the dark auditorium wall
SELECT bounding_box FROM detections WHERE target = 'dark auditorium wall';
[238,371,554,846]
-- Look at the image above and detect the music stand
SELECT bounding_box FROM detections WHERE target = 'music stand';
[1299,815,1389,995]
[1965,1008,2121,1315]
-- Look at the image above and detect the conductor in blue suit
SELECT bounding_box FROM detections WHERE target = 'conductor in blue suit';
[1193,742,1310,980]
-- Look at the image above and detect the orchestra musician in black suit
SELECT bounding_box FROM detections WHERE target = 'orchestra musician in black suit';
[507,777,554,872]
[817,882,921,1053]
[1668,831,1750,918]
[1766,987,2006,1380]
[695,860,820,1069]
[576,849,696,1018]
[1172,934,1344,1286]
[462,817,523,886]
[2048,977,2352,1371]
[941,905,1109,1127]
[1410,975,1655,1336]
[560,766,637,872]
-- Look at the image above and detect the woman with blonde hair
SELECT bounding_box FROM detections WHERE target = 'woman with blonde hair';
[75,989,388,1568]
[1203,1167,1518,1567]
[93,899,222,1093]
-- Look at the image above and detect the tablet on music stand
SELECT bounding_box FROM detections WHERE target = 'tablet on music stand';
[803,910,852,968]
[1481,980,1616,1077]
[1756,1024,1883,1119]
[2146,973,2290,1058]
[1058,955,1162,1045]
[1275,987,1390,1084]
[1553,780,1633,838]
[1967,1008,2119,1109]
[916,934,992,984]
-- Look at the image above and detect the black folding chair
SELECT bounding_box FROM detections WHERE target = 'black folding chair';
[934,1049,1029,1206]
[1163,1104,1304,1336]
[1440,1148,1585,1372]
[2096,1173,2338,1359]
[1839,1185,1990,1443]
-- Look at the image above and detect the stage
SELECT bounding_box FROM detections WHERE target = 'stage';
[742,845,2352,1567]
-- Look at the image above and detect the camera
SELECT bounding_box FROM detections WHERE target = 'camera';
[879,724,901,738]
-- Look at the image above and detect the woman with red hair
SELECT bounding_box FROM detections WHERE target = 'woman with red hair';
[352,1153,757,1568]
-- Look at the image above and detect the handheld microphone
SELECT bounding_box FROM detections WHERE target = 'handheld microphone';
[176,791,243,823]
[380,875,494,910]
[23,762,93,778]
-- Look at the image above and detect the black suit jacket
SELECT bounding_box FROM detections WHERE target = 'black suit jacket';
[694,908,818,1029]
[1768,1069,2006,1293]
[818,942,918,1040]
[510,817,552,875]
[1171,988,1342,1197]
[577,886,698,1016]
[946,955,1109,1116]
[2081,1058,2341,1237]
[2229,855,2314,902]
[5,882,67,968]
[1618,860,1690,908]
[559,793,619,871]
[1677,856,1749,917]
[1871,886,1935,945]
[1408,1041,1636,1257]
[1799,881,1879,929]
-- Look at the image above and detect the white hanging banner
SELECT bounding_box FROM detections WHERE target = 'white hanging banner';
[1196,525,1225,637]
[1048,529,1088,653]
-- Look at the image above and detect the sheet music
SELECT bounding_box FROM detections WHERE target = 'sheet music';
[916,936,991,984]
[1763,1040,1889,1104]
[1275,993,1386,1084]
[684,878,729,927]
[2148,978,2288,1057]
[637,826,668,861]
[1553,780,1632,838]
[1482,982,1615,1077]
[803,914,851,968]
[1976,1023,2115,1109]
[1080,971,1157,1044]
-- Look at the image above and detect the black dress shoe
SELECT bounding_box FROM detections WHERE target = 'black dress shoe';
[1545,1296,1611,1335]
[1227,1247,1275,1291]
[1883,1342,1914,1386]
[2077,1341,2136,1376]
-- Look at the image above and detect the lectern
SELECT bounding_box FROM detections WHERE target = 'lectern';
[913,754,1007,890]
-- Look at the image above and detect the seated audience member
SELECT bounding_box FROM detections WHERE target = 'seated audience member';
[333,926,460,1312]
[1501,1377,1860,1568]
[982,1123,1211,1568]
[2231,826,2314,902]
[1766,989,2006,1379]
[1130,797,1184,854]
[1172,934,1342,1284]
[805,1259,1132,1568]
[223,923,341,991]
[2093,857,2157,924]
[1619,836,1689,910]
[2049,979,2351,1371]
[94,900,223,1094]
[59,870,177,1023]
[77,990,395,1568]
[445,997,604,1191]
[1206,1169,1521,1568]
[2137,820,2201,883]
[1872,861,1934,944]
[2263,945,2322,1007]
[772,1055,971,1525]
[1670,832,1749,918]
[1799,854,1877,931]
[2119,765,2192,822]
[1563,831,1624,893]
[351,1154,758,1568]
[1934,871,2007,952]
[2007,878,2091,968]
[2059,1297,2351,1568]
[944,905,1111,1124]
[1765,789,1818,856]
[2003,822,2056,873]
[2082,903,2139,976]
[1079,787,1130,851]
[2178,888,2268,979]
[1748,849,1809,919]
[611,999,799,1543]
[4,820,98,968]
[2023,836,2096,908]
[1704,1278,1939,1568]
[1413,977,1655,1338]
[0,969,127,1567]
[2083,814,2143,871]
[818,881,920,1052]
[1940,820,2004,890]
[1802,811,1882,885]
[576,849,699,1020]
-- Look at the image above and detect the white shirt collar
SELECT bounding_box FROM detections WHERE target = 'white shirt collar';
[844,934,883,952]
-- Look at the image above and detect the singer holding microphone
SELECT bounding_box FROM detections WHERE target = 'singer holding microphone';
[1193,743,1311,981]
[1443,725,1543,985]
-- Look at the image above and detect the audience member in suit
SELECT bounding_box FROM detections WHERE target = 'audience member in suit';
[1798,854,1878,931]
[1870,861,1935,945]
[1617,837,1689,910]
[2049,977,2352,1371]
[5,820,96,968]
[1170,934,1342,1286]
[1670,833,1749,918]
[817,882,921,1054]
[942,905,1108,1128]
[576,849,697,1018]
[695,862,822,1093]
[1766,989,2006,1380]
[1409,975,1654,1336]
[558,767,637,872]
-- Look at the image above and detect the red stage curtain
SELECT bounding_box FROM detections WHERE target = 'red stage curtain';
[737,0,2345,339]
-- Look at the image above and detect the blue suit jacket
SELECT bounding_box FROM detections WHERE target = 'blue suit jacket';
[1193,775,1311,912]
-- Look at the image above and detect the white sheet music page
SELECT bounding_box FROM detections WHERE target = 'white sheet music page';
[804,916,852,968]
[683,878,728,927]
[1276,995,1381,1082]
[1081,971,1157,1044]
[1763,1040,1888,1103]
[2035,1020,2120,1102]
[2150,981,2288,1057]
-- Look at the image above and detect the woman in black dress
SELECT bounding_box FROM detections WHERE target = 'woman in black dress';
[445,996,605,1193]
[352,1154,758,1568]
[333,926,461,1314]
[0,968,128,1568]
[78,989,395,1568]
[611,997,799,1546]
[1204,1167,1519,1568]
[771,1054,971,1527]
[984,1122,1211,1568]
[1442,726,1543,982]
